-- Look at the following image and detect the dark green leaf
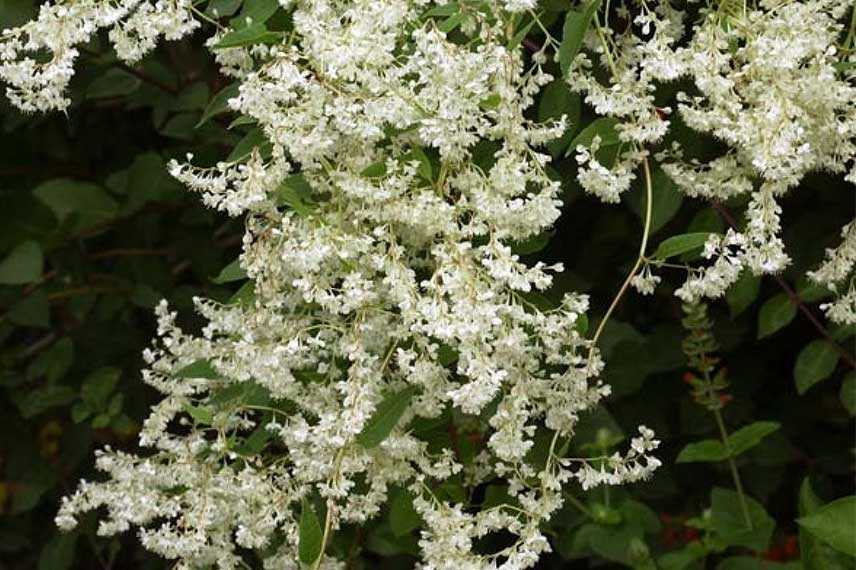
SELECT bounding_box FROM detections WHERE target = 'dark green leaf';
[8,290,49,328]
[235,0,279,25]
[794,340,839,394]
[16,385,76,418]
[196,83,240,127]
[676,438,726,463]
[211,258,246,284]
[80,367,121,411]
[298,499,324,565]
[727,421,780,457]
[797,496,856,556]
[176,360,221,380]
[757,294,797,339]
[538,80,581,157]
[276,175,316,216]
[798,479,853,570]
[626,168,684,235]
[389,489,422,537]
[360,162,387,178]
[206,0,242,17]
[214,23,282,49]
[356,386,417,448]
[840,372,856,416]
[86,68,141,99]
[183,404,214,425]
[566,116,620,157]
[726,270,762,318]
[38,531,78,570]
[652,233,715,260]
[558,0,602,76]
[33,179,119,231]
[710,487,775,552]
[717,556,799,570]
[0,240,43,284]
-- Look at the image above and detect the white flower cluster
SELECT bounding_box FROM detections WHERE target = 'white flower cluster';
[0,0,197,112]
[809,222,856,324]
[569,0,856,306]
[0,1,662,569]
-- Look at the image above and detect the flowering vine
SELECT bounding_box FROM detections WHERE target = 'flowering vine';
[2,0,854,568]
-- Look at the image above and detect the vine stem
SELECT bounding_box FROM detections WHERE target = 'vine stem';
[312,447,346,570]
[709,202,855,369]
[589,157,654,352]
[711,405,753,528]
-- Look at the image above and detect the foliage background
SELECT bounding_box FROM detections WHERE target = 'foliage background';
[0,0,853,569]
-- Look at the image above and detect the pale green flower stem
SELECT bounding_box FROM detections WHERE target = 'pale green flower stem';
[589,157,653,352]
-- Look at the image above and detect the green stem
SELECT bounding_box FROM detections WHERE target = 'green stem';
[593,12,619,79]
[589,157,653,352]
[712,406,752,529]
[312,448,346,570]
[563,492,596,519]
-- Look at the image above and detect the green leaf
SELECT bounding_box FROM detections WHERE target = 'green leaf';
[356,386,417,448]
[794,340,839,394]
[275,175,316,217]
[235,0,279,25]
[183,404,214,425]
[27,337,74,383]
[438,11,464,33]
[176,359,221,380]
[798,496,856,556]
[34,179,119,231]
[226,127,271,161]
[717,556,800,570]
[726,421,780,457]
[206,0,242,17]
[558,0,602,76]
[214,23,281,49]
[211,258,247,284]
[726,270,762,318]
[197,83,240,127]
[658,541,708,570]
[507,20,535,50]
[710,487,775,552]
[360,161,387,178]
[80,367,121,411]
[757,294,797,339]
[652,233,715,260]
[797,276,832,303]
[298,499,324,565]
[676,438,727,463]
[16,385,76,418]
[478,93,501,109]
[511,233,551,255]
[566,116,620,157]
[626,168,684,235]
[538,80,581,158]
[237,421,273,454]
[404,146,433,182]
[8,290,49,328]
[86,68,141,99]
[38,531,78,570]
[840,372,856,416]
[91,413,111,429]
[389,489,422,537]
[0,240,43,284]
[677,422,781,463]
[229,280,256,305]
[798,479,853,570]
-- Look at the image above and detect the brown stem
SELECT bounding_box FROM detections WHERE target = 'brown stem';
[79,47,179,95]
[710,202,856,369]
